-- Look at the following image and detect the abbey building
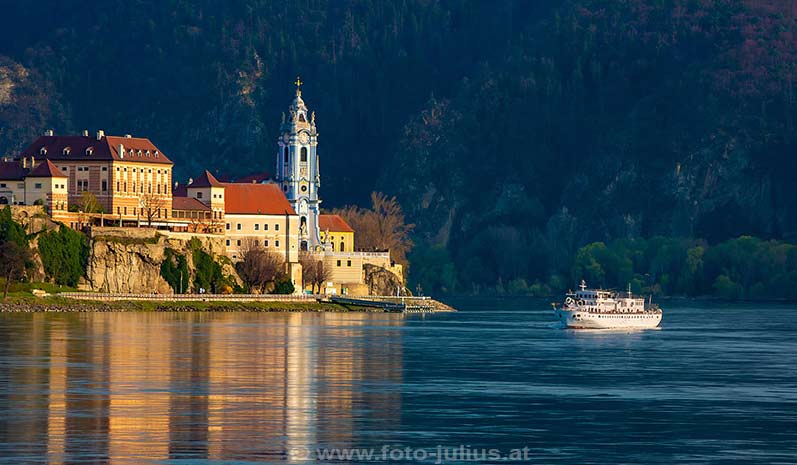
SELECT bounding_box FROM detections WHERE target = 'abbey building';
[0,81,402,295]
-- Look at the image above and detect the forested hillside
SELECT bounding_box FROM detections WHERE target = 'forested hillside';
[1,0,795,295]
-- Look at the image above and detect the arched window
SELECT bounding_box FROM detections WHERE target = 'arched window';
[283,146,288,160]
[300,147,308,162]
[340,242,345,252]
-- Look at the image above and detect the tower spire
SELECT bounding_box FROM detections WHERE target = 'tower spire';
[294,76,303,96]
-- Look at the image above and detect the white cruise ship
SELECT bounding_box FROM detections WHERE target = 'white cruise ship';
[552,281,662,329]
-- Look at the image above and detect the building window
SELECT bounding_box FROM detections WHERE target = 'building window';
[102,167,107,171]
[0,184,4,188]
[337,260,341,267]
[236,240,241,246]
[254,224,259,231]
[340,242,345,252]
[124,207,127,215]
[101,180,107,192]
[254,240,259,246]
[300,147,308,162]
[236,223,241,231]
[264,240,269,247]
[275,224,280,231]
[116,182,120,191]
[225,223,230,230]
[35,183,42,189]
[197,192,203,199]
[226,240,230,246]
[347,260,351,267]
[264,224,268,231]
[331,243,335,251]
[275,240,280,247]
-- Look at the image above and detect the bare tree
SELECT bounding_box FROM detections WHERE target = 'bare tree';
[140,194,167,226]
[335,192,414,265]
[237,240,286,293]
[299,252,332,294]
[78,191,103,214]
[1,241,30,301]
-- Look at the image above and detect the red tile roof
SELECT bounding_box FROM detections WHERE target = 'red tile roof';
[18,134,173,165]
[27,159,66,178]
[190,170,224,187]
[223,183,295,215]
[173,184,188,197]
[234,172,272,184]
[0,161,27,180]
[319,214,354,233]
[172,196,210,211]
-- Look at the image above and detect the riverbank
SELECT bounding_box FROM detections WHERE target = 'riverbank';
[0,294,455,313]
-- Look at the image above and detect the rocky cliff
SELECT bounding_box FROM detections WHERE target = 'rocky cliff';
[84,228,239,294]
[363,263,405,296]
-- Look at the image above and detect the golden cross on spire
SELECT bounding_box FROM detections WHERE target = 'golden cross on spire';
[294,76,303,89]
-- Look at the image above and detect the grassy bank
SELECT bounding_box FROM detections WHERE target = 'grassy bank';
[0,295,380,313]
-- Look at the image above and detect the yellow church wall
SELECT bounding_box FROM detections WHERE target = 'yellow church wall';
[320,230,354,252]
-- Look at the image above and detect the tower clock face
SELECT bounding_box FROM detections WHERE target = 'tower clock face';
[298,132,309,144]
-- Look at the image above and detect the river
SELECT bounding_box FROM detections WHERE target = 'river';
[0,298,795,464]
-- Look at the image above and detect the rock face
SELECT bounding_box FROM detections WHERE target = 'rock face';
[85,236,171,293]
[363,263,404,296]
[84,228,238,294]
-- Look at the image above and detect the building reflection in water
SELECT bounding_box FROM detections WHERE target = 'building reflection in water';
[0,311,403,464]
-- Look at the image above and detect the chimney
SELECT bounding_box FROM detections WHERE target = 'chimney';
[44,129,54,136]
[31,156,35,167]
[82,129,89,137]
[96,129,105,140]
[124,134,132,138]
[22,157,27,169]
[118,144,125,159]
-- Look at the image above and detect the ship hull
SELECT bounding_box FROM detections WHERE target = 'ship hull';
[555,308,662,329]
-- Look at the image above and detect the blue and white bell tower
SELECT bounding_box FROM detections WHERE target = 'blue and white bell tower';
[275,77,321,251]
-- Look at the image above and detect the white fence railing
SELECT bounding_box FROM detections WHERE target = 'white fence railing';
[58,292,318,302]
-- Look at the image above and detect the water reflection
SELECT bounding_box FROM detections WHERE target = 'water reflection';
[0,312,403,464]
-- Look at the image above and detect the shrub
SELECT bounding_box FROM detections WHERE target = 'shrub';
[37,225,88,286]
[160,248,189,293]
[273,278,295,295]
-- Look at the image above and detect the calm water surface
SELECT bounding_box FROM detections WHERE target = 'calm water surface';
[0,298,795,464]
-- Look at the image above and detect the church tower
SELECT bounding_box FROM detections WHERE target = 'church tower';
[276,78,321,250]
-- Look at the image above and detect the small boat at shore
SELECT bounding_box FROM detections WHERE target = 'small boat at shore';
[552,280,662,329]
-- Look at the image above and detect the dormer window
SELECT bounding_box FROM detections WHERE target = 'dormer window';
[63,147,71,155]
[85,147,93,156]
[146,150,151,157]
[299,113,306,122]
[137,150,142,157]
[39,147,47,155]
[128,149,134,157]
[154,150,159,158]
